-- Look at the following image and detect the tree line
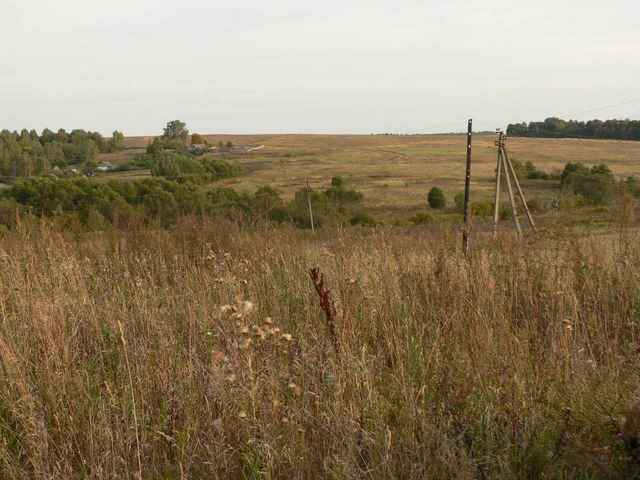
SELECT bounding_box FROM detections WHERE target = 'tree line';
[507,118,640,141]
[0,175,366,231]
[0,128,125,177]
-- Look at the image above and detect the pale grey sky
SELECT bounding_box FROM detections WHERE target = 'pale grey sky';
[1,0,638,135]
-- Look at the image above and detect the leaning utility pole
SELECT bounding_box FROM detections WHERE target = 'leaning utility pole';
[502,145,522,236]
[306,178,315,233]
[493,132,536,237]
[502,146,536,231]
[462,119,473,255]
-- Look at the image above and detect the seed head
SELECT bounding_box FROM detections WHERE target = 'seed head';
[220,304,234,314]
[240,301,255,314]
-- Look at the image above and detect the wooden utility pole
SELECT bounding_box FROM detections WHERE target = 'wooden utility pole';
[493,133,537,237]
[502,147,536,231]
[501,147,522,236]
[306,178,315,233]
[492,132,503,239]
[462,119,473,255]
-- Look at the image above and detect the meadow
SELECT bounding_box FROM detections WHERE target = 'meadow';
[1,133,640,478]
[101,133,640,223]
[0,217,639,478]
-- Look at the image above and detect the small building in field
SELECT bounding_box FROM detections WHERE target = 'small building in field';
[96,162,114,172]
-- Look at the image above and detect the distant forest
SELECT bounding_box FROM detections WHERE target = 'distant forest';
[507,118,640,141]
[0,129,124,177]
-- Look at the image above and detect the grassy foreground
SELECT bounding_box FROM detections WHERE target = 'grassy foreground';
[1,219,640,478]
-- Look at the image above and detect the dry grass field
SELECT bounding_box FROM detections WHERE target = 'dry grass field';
[0,219,639,478]
[2,135,639,478]
[106,134,640,218]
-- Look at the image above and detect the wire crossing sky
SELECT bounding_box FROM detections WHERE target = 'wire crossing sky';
[1,0,638,135]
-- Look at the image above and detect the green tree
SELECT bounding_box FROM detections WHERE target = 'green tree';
[108,131,125,152]
[40,128,55,144]
[44,143,66,167]
[428,187,446,209]
[163,120,189,141]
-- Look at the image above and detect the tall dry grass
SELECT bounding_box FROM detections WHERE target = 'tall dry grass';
[0,218,639,478]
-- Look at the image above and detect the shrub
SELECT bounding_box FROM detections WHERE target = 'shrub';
[324,177,363,204]
[331,176,345,188]
[625,176,640,197]
[253,186,284,215]
[560,162,616,205]
[349,212,376,226]
[427,187,446,209]
[471,201,493,217]
[508,158,528,180]
[201,158,241,179]
[410,212,436,225]
[525,161,550,180]
[561,162,590,186]
[268,207,289,223]
[149,152,239,181]
[568,173,615,204]
[499,206,513,220]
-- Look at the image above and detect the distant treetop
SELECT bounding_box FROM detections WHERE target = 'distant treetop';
[163,120,189,140]
[507,118,640,141]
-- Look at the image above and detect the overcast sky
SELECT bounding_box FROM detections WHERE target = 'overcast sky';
[1,0,638,135]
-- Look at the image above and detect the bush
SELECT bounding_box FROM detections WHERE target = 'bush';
[568,173,615,205]
[350,212,376,226]
[561,163,615,205]
[625,176,640,198]
[331,176,345,188]
[560,162,616,205]
[427,187,446,209]
[410,212,436,225]
[268,207,289,223]
[324,177,363,204]
[508,159,528,180]
[560,162,590,186]
[201,158,241,179]
[525,161,550,180]
[471,201,493,217]
[253,186,284,215]
[150,152,240,181]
